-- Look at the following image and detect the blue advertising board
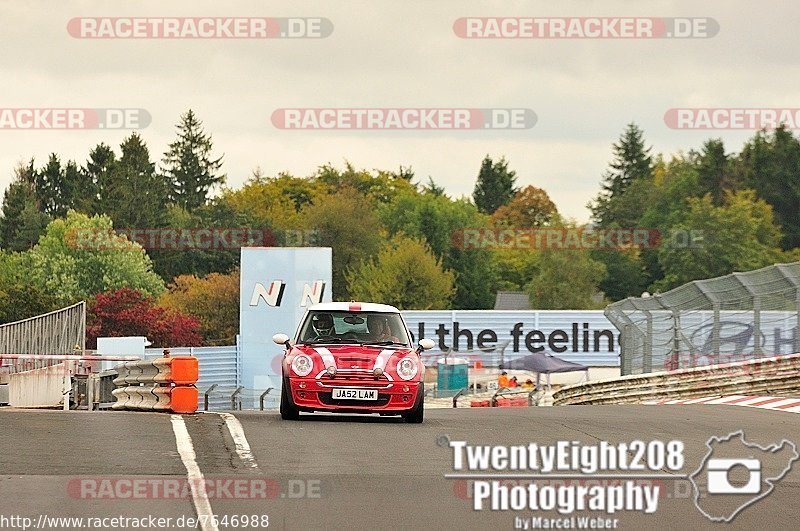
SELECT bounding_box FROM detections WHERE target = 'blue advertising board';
[239,247,332,391]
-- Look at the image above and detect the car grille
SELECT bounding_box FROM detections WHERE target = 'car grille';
[330,368,384,380]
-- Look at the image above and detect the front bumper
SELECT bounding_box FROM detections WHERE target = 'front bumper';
[288,377,422,412]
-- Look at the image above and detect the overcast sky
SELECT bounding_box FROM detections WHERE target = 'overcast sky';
[1,0,799,222]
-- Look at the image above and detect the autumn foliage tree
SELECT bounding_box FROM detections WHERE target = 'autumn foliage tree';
[87,287,202,349]
[491,185,558,228]
[158,269,240,344]
[346,235,455,310]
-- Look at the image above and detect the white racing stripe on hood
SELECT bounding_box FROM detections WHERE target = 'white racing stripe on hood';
[313,347,337,369]
[373,349,395,372]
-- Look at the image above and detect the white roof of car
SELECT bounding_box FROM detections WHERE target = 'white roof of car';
[308,302,401,313]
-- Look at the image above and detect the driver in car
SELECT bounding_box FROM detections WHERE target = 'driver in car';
[367,314,400,343]
[311,313,335,339]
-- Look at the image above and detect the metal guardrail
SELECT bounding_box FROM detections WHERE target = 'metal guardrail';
[201,385,279,411]
[553,353,800,405]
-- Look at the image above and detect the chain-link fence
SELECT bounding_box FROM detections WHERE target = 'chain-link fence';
[605,262,800,375]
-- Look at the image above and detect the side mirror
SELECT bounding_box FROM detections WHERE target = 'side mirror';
[272,333,290,347]
[418,339,435,351]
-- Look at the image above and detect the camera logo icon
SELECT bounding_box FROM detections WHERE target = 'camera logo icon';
[707,458,761,495]
[690,431,799,522]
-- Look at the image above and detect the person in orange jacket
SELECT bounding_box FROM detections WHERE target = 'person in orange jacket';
[498,371,510,388]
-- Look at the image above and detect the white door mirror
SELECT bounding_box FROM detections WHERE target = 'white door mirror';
[272,333,290,346]
[418,339,435,351]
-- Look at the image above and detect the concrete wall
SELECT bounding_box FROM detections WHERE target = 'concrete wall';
[8,364,69,408]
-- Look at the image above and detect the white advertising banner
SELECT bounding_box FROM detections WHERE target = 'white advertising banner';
[401,311,621,366]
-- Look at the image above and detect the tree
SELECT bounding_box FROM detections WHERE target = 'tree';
[86,142,117,214]
[33,154,69,217]
[162,109,224,211]
[734,125,800,249]
[157,269,240,344]
[421,177,446,197]
[491,185,558,228]
[653,190,786,291]
[0,161,50,251]
[63,160,97,214]
[696,138,735,205]
[0,251,59,323]
[347,235,455,310]
[472,155,518,214]
[590,123,653,227]
[526,247,607,310]
[104,133,170,229]
[314,162,417,204]
[302,187,384,299]
[491,248,538,292]
[147,202,259,281]
[378,191,498,309]
[0,283,59,324]
[219,172,322,232]
[86,288,202,349]
[25,211,165,306]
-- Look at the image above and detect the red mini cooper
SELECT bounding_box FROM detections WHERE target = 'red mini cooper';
[272,302,434,423]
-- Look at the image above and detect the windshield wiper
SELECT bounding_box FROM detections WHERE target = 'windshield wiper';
[361,341,409,347]
[306,336,345,343]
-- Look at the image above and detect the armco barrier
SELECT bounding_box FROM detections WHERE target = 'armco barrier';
[112,356,199,414]
[553,353,800,406]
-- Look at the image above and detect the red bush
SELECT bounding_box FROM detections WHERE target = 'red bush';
[87,287,202,349]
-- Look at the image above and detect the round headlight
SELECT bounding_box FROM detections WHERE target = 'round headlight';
[326,365,337,377]
[291,354,314,377]
[397,357,418,381]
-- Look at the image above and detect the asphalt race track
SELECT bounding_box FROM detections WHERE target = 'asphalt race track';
[0,406,797,530]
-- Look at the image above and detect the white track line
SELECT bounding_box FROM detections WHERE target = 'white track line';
[170,415,219,531]
[216,412,260,470]
[645,395,800,414]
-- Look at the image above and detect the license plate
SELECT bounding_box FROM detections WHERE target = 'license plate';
[332,388,378,401]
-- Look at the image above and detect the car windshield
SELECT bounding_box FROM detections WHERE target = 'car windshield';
[297,311,412,346]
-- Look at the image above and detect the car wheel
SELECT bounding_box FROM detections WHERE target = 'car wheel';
[280,378,300,420]
[403,384,424,424]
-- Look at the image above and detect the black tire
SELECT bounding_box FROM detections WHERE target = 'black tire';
[403,384,424,424]
[280,378,300,420]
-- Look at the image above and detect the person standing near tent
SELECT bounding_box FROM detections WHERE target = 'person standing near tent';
[498,371,510,388]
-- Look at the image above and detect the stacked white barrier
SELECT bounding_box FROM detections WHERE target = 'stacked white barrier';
[112,355,199,413]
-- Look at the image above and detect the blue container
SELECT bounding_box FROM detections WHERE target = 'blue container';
[437,358,469,394]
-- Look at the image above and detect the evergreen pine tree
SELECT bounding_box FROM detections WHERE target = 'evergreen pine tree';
[162,110,224,211]
[472,155,518,214]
